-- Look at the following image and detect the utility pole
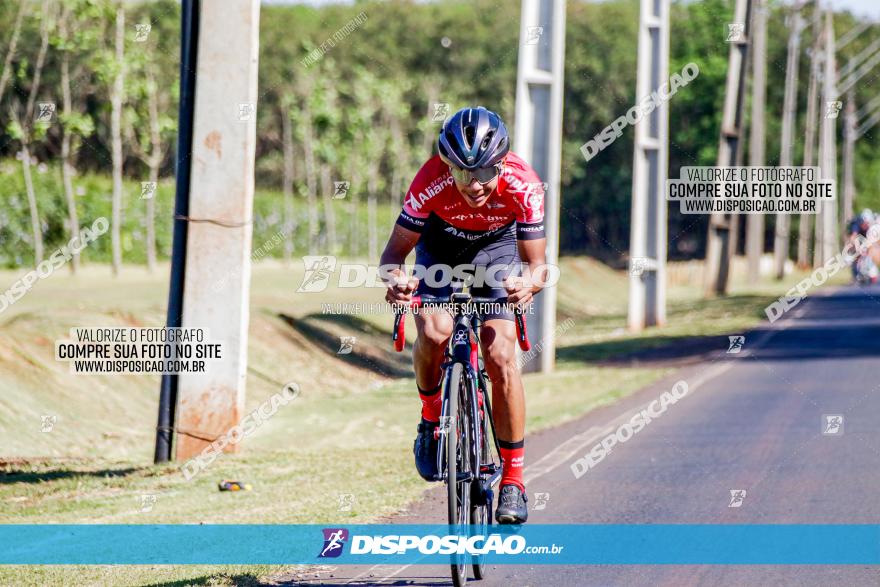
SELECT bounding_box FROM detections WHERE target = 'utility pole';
[514,0,566,373]
[809,18,874,265]
[156,0,199,464]
[798,3,822,268]
[816,9,838,265]
[746,0,767,285]
[173,0,261,460]
[704,0,753,296]
[772,1,805,279]
[627,0,670,330]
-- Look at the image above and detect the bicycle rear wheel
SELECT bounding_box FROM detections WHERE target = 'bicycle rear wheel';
[446,362,471,587]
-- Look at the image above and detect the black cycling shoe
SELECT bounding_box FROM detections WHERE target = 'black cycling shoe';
[495,484,528,524]
[413,418,440,481]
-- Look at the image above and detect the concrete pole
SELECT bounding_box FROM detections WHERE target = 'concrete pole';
[704,0,753,296]
[746,0,767,285]
[627,0,670,330]
[798,4,822,268]
[514,0,566,373]
[818,9,838,263]
[174,0,261,460]
[772,2,804,279]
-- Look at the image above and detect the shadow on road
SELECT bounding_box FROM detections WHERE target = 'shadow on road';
[271,575,449,586]
[142,575,263,587]
[559,287,880,367]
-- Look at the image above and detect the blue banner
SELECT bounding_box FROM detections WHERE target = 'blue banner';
[2,524,878,565]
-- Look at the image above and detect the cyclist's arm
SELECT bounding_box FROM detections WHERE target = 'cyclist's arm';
[380,224,421,303]
[505,238,547,306]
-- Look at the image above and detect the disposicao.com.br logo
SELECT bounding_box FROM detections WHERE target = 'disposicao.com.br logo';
[318,528,563,558]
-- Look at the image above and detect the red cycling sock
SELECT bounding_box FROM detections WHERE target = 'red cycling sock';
[418,382,442,423]
[499,439,525,491]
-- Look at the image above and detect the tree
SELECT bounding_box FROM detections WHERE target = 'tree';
[312,70,340,255]
[125,28,174,271]
[279,97,297,263]
[292,74,320,255]
[6,0,52,267]
[54,0,101,273]
[109,4,125,275]
[0,0,26,103]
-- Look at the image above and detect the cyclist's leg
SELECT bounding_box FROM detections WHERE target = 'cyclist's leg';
[413,310,453,418]
[410,233,457,482]
[480,319,525,479]
[412,236,454,421]
[471,224,523,440]
[472,227,528,498]
[481,316,529,522]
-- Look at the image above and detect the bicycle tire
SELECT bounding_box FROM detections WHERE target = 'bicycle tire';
[447,362,471,587]
[471,386,491,580]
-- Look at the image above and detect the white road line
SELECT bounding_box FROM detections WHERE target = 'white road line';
[346,562,419,584]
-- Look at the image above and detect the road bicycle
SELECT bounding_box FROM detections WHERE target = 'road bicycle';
[392,292,530,586]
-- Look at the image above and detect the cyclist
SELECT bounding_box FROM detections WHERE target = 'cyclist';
[847,209,877,283]
[380,106,547,525]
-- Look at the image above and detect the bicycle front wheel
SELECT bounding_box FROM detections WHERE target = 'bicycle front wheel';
[446,362,471,587]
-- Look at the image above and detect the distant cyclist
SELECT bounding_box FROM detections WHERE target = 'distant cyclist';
[380,107,548,524]
[848,209,878,283]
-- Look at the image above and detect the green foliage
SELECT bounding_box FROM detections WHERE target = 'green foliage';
[0,159,397,268]
[1,0,878,267]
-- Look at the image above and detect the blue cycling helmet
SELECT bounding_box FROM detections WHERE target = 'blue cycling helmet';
[438,106,510,170]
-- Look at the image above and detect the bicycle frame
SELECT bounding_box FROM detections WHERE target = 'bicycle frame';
[442,294,493,489]
[392,292,530,486]
[391,292,531,585]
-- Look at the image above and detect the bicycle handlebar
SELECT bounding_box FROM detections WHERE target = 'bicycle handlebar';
[391,295,531,353]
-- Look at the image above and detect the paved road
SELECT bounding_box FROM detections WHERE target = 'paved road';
[275,286,880,586]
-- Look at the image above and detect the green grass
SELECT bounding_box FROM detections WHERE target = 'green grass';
[0,255,837,585]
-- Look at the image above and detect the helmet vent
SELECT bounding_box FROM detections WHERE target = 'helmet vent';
[464,125,476,150]
[481,131,494,150]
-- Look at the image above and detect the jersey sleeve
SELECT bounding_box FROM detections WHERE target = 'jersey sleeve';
[511,166,546,241]
[395,160,437,233]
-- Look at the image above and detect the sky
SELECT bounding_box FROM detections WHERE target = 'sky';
[264,0,880,21]
[808,0,878,19]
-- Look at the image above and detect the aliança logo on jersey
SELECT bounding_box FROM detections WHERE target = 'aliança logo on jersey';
[444,226,484,240]
[407,175,454,212]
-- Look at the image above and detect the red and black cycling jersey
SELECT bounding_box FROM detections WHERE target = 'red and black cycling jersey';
[396,151,546,241]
